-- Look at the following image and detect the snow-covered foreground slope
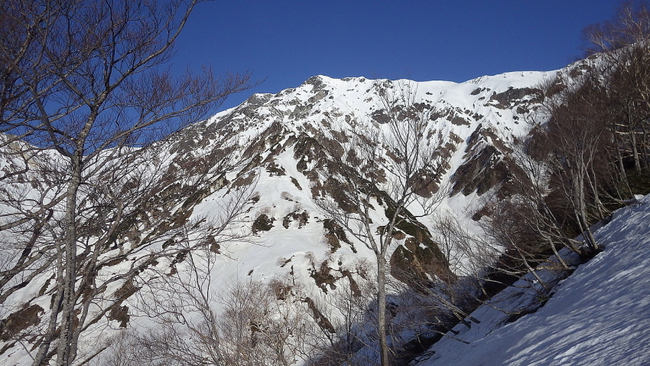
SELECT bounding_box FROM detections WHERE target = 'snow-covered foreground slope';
[414,195,650,366]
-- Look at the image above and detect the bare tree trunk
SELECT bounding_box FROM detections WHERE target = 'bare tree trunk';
[31,253,65,366]
[548,238,569,270]
[642,123,649,168]
[376,252,389,366]
[632,126,642,172]
[56,151,85,365]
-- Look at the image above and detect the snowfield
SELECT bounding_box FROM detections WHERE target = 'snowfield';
[414,194,650,366]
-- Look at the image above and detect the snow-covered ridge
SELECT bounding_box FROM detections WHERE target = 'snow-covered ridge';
[207,70,554,134]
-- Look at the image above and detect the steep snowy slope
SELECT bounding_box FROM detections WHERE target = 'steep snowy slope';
[413,194,650,366]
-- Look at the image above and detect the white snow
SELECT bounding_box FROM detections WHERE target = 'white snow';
[414,195,650,366]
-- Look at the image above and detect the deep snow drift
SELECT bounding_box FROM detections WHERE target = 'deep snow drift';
[414,195,650,366]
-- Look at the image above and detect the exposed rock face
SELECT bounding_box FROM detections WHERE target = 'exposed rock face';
[0,304,43,342]
[488,87,544,109]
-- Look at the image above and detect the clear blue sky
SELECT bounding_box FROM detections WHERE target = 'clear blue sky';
[171,0,620,111]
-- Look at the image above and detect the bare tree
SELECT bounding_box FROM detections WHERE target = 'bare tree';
[585,0,650,173]
[432,214,496,279]
[524,70,618,257]
[295,259,378,366]
[0,1,253,364]
[316,80,450,366]
[477,144,584,275]
[134,247,312,366]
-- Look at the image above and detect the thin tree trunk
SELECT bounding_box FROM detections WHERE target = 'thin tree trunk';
[511,242,547,290]
[31,250,65,366]
[616,140,634,198]
[624,108,642,172]
[548,238,569,270]
[56,156,82,366]
[576,160,599,253]
[642,123,649,168]
[631,123,642,172]
[376,251,389,366]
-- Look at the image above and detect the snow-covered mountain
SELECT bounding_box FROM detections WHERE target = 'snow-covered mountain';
[0,63,604,365]
[140,71,557,319]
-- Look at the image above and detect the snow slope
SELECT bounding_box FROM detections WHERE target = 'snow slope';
[414,195,650,366]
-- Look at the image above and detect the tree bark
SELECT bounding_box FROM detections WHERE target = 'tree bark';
[56,154,83,366]
[376,251,389,366]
